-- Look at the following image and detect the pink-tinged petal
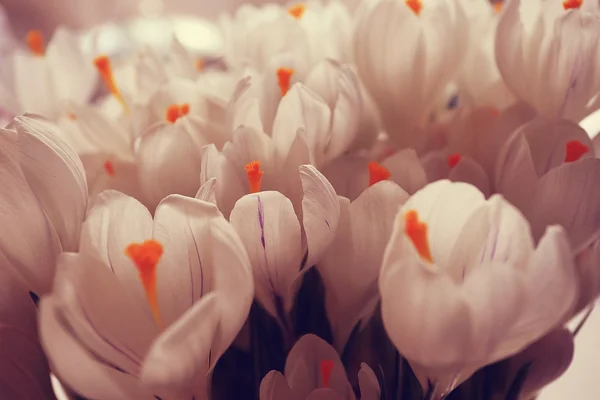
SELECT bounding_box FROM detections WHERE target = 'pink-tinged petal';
[259,371,299,400]
[573,237,600,313]
[420,150,450,183]
[15,115,88,252]
[285,334,355,400]
[593,133,600,155]
[494,129,538,212]
[195,177,217,204]
[306,388,346,400]
[319,181,408,351]
[200,144,220,186]
[13,51,55,116]
[81,154,143,202]
[39,297,155,400]
[79,190,154,317]
[227,75,265,134]
[45,28,96,105]
[528,158,600,250]
[448,156,491,198]
[136,121,206,209]
[358,363,381,400]
[322,156,369,201]
[382,149,428,195]
[140,293,219,400]
[0,128,60,294]
[0,265,53,399]
[278,130,310,211]
[230,191,303,316]
[300,165,341,269]
[492,226,578,361]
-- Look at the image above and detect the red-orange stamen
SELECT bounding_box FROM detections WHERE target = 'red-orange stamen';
[447,153,462,168]
[126,240,164,328]
[196,58,205,71]
[94,55,129,114]
[368,161,391,187]
[563,0,582,10]
[404,210,433,263]
[104,160,115,176]
[288,4,307,19]
[405,0,423,15]
[493,1,504,13]
[276,67,295,97]
[26,30,45,56]
[320,360,335,388]
[165,103,190,123]
[245,161,264,194]
[564,140,589,163]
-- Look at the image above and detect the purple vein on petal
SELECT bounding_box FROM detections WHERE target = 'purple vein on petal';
[257,195,266,249]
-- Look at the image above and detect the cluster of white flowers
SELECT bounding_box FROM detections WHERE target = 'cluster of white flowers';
[0,0,599,399]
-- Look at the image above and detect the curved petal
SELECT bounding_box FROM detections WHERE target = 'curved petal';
[382,149,428,195]
[195,177,217,204]
[358,363,381,400]
[448,156,491,198]
[259,371,298,400]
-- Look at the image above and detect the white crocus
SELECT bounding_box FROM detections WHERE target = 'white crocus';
[0,28,96,119]
[379,180,578,396]
[40,191,254,400]
[259,334,380,400]
[0,115,87,295]
[354,0,467,147]
[495,0,600,121]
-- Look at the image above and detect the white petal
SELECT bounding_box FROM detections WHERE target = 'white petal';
[195,177,217,204]
[382,149,428,195]
[259,371,298,400]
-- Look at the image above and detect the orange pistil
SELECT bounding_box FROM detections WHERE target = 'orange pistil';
[368,161,391,187]
[104,160,115,176]
[276,67,295,97]
[94,55,129,114]
[26,30,45,56]
[563,0,582,10]
[165,103,190,123]
[245,161,264,193]
[126,240,164,328]
[492,1,504,14]
[405,0,423,15]
[404,210,433,263]
[447,153,462,168]
[67,112,77,120]
[288,3,307,19]
[564,140,589,163]
[320,360,335,388]
[196,58,205,71]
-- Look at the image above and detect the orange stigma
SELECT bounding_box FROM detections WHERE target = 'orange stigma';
[564,140,589,163]
[165,103,190,123]
[94,55,129,114]
[26,30,45,56]
[405,0,423,15]
[320,360,335,388]
[447,153,462,168]
[245,161,264,193]
[368,161,391,187]
[276,67,295,96]
[288,4,307,19]
[493,1,504,13]
[563,0,582,10]
[196,58,205,71]
[104,160,115,176]
[404,210,433,263]
[126,240,164,328]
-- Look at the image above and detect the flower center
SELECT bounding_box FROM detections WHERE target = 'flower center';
[125,240,164,328]
[165,103,190,123]
[320,360,335,387]
[26,30,45,56]
[404,210,433,263]
[564,140,589,163]
[368,161,391,187]
[447,153,462,168]
[276,67,295,96]
[492,1,504,13]
[196,58,205,71]
[563,0,583,10]
[405,0,423,15]
[104,160,115,176]
[94,55,129,114]
[245,161,264,194]
[288,4,307,19]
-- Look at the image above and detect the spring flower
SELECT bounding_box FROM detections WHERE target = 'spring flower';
[40,191,254,399]
[0,115,87,295]
[495,0,600,121]
[379,180,578,395]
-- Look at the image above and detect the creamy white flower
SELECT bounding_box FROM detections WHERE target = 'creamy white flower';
[40,191,253,400]
[259,334,380,400]
[380,180,578,394]
[496,0,600,121]
[0,28,96,119]
[0,115,87,295]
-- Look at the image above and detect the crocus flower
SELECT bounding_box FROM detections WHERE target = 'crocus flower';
[0,115,87,296]
[379,180,578,396]
[495,0,600,121]
[40,191,254,400]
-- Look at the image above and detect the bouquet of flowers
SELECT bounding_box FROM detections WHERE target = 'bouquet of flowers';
[0,0,598,399]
